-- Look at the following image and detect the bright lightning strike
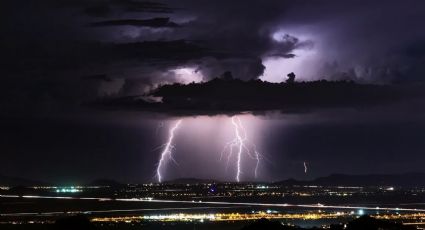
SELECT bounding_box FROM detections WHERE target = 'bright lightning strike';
[221,116,262,182]
[304,161,308,174]
[156,120,182,183]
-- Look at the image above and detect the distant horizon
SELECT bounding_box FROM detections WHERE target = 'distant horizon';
[2,171,425,187]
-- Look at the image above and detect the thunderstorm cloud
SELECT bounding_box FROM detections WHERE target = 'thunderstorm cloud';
[2,0,425,116]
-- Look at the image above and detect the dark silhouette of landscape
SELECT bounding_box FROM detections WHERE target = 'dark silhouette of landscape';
[275,172,425,187]
[242,216,415,230]
[3,173,425,187]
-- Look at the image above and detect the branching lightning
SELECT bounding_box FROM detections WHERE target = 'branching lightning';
[155,117,261,183]
[221,116,262,182]
[156,120,182,183]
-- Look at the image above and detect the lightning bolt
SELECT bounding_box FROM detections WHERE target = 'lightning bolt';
[304,161,308,174]
[221,116,262,182]
[156,120,182,183]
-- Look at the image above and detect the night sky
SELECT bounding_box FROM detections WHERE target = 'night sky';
[1,0,425,184]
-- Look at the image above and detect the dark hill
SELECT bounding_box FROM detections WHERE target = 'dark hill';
[87,179,124,187]
[0,174,47,187]
[276,173,425,187]
[164,178,219,184]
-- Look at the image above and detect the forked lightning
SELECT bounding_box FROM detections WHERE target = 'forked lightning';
[156,120,182,182]
[221,116,262,182]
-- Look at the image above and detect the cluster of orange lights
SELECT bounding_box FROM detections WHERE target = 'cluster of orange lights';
[91,211,346,223]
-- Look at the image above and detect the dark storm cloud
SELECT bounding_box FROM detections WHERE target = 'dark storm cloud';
[93,79,425,117]
[265,34,314,58]
[2,0,425,117]
[0,0,296,117]
[102,0,174,13]
[89,18,180,28]
[0,39,215,114]
[160,0,308,81]
[72,0,174,17]
[281,0,425,83]
[82,74,113,82]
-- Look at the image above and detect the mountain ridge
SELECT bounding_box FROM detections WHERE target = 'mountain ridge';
[276,172,425,187]
[1,173,424,187]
